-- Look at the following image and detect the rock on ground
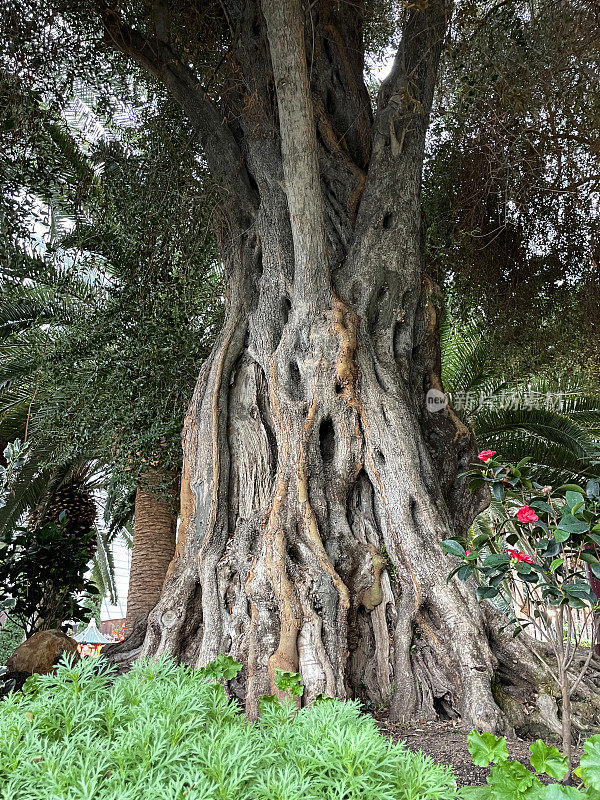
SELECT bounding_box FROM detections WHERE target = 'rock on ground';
[6,629,78,677]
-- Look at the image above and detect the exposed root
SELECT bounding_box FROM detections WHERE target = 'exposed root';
[102,613,148,673]
[120,284,599,739]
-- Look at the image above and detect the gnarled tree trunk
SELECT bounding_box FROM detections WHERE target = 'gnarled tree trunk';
[99,0,600,732]
[125,469,177,634]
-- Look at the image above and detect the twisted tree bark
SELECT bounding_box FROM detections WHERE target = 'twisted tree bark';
[97,0,600,733]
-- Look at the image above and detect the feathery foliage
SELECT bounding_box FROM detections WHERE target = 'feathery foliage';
[0,656,457,800]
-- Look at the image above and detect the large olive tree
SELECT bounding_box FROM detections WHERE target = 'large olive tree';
[6,0,599,733]
[95,0,517,731]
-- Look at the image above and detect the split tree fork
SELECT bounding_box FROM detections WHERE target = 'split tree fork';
[98,0,600,732]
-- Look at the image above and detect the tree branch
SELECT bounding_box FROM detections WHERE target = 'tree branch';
[97,4,257,218]
[262,0,330,309]
[346,0,452,296]
[375,0,452,154]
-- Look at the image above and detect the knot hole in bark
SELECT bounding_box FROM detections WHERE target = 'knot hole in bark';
[289,361,303,400]
[319,416,335,469]
[281,295,292,326]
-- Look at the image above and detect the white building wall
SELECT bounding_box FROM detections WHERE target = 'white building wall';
[100,535,131,622]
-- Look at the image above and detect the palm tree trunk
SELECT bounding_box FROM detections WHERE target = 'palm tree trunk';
[125,469,177,634]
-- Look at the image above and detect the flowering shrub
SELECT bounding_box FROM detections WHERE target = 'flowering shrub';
[0,655,456,800]
[443,453,600,616]
[442,453,600,772]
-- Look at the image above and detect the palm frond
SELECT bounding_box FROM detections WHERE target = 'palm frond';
[103,478,136,541]
[441,313,600,486]
[91,528,118,605]
[475,405,599,485]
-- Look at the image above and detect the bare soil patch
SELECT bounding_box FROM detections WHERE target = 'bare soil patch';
[376,718,583,787]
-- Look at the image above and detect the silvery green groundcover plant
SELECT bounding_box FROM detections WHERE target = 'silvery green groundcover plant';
[0,656,455,800]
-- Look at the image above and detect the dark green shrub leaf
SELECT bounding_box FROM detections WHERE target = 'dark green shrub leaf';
[557,515,589,534]
[555,485,586,495]
[477,586,499,600]
[483,553,510,568]
[586,479,600,499]
[530,501,553,514]
[492,482,505,501]
[442,539,466,557]
[590,563,600,580]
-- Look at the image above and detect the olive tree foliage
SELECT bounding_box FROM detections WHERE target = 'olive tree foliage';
[0,55,221,540]
[424,0,600,383]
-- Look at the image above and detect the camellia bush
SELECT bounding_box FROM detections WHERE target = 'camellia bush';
[443,451,600,774]
[0,656,456,800]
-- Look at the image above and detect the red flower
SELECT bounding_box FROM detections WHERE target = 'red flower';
[507,548,534,564]
[466,550,472,556]
[516,505,539,524]
[478,450,497,462]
